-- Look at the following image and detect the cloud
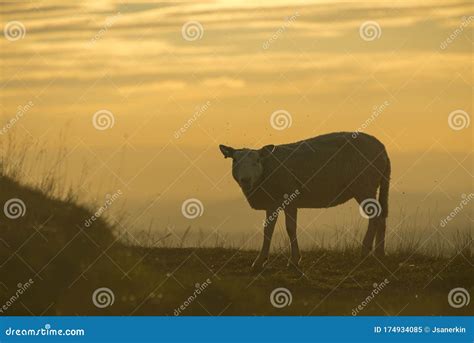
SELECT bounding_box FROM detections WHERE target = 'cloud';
[201,77,245,89]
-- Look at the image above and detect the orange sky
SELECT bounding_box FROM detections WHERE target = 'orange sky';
[0,1,472,240]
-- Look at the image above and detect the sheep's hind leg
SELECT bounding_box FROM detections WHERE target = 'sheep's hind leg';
[355,191,378,258]
[251,208,277,272]
[362,218,378,257]
[374,216,387,258]
[284,206,302,272]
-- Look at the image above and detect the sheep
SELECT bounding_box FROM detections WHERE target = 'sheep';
[219,132,391,272]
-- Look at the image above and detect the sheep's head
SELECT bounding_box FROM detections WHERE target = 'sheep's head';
[219,144,275,192]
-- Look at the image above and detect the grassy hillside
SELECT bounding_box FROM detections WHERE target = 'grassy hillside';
[0,176,472,316]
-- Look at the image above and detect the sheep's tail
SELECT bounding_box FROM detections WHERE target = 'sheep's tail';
[378,155,391,218]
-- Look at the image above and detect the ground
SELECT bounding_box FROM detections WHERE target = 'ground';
[0,176,472,316]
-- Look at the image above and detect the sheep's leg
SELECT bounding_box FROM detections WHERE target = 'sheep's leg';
[362,218,377,256]
[284,206,301,268]
[355,191,378,257]
[251,208,277,271]
[374,217,387,257]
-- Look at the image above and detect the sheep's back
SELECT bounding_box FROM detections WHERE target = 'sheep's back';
[252,132,388,209]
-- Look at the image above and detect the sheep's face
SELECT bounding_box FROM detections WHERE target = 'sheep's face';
[219,144,275,192]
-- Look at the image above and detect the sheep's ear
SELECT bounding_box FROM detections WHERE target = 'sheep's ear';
[219,145,235,159]
[260,144,275,158]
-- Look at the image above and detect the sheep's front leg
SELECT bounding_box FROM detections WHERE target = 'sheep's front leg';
[251,208,278,272]
[285,206,301,269]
